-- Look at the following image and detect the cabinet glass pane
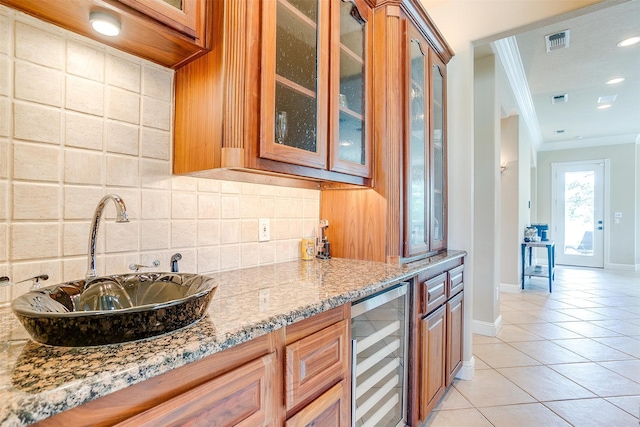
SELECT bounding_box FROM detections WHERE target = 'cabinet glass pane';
[338,1,365,165]
[275,0,319,153]
[432,64,444,241]
[162,0,182,9]
[409,39,427,249]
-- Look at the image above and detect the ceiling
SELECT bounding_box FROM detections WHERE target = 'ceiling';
[495,0,640,151]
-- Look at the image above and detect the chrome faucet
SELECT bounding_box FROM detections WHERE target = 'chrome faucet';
[87,194,129,279]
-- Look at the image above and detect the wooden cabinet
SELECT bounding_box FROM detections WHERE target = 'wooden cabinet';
[320,0,453,264]
[0,0,212,68]
[174,0,373,186]
[419,304,447,419]
[413,257,465,425]
[284,305,351,425]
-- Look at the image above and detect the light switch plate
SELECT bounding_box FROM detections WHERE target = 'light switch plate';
[259,218,270,242]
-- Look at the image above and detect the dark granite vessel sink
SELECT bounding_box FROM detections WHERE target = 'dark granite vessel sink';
[11,273,217,347]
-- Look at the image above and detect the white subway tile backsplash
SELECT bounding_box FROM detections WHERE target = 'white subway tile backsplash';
[241,243,259,268]
[1,10,320,305]
[0,15,9,55]
[108,55,141,93]
[142,97,171,131]
[140,158,170,189]
[15,23,63,69]
[241,219,258,243]
[197,221,219,246]
[67,41,105,82]
[141,190,170,219]
[197,246,220,272]
[107,121,139,155]
[107,86,140,124]
[11,223,59,260]
[220,195,240,219]
[0,96,8,137]
[14,62,62,107]
[64,149,102,185]
[220,220,240,244]
[142,66,172,101]
[64,186,102,220]
[106,155,139,187]
[172,193,197,219]
[141,128,169,160]
[171,221,197,248]
[63,222,89,256]
[0,55,9,97]
[0,139,6,178]
[13,102,60,144]
[141,220,169,251]
[105,221,138,252]
[65,75,104,116]
[218,245,239,271]
[65,113,103,151]
[198,194,219,219]
[12,182,60,220]
[12,143,60,182]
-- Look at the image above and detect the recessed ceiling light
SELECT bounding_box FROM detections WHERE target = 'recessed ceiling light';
[90,12,121,37]
[597,104,612,110]
[606,77,625,85]
[617,36,640,47]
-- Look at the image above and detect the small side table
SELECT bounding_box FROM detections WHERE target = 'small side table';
[521,240,555,292]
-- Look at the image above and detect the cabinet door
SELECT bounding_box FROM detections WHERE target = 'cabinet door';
[329,0,372,177]
[285,319,349,411]
[403,28,430,258]
[118,0,203,40]
[446,291,464,386]
[285,380,349,427]
[429,50,447,252]
[419,305,446,421]
[261,0,329,169]
[116,353,276,427]
[422,272,447,315]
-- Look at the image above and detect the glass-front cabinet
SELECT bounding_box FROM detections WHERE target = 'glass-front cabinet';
[403,24,447,259]
[430,51,447,252]
[261,0,372,178]
[118,0,204,40]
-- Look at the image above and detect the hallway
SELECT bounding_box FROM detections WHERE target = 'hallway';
[423,266,640,426]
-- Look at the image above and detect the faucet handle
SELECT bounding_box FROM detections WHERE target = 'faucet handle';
[16,274,49,290]
[129,260,160,272]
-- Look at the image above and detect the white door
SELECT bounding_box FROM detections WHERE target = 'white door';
[553,162,605,267]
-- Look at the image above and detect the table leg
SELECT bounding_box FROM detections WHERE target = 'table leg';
[521,244,525,289]
[547,244,553,293]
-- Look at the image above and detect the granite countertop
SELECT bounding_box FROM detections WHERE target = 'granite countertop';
[0,252,464,426]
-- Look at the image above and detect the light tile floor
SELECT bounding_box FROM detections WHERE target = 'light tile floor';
[423,266,640,426]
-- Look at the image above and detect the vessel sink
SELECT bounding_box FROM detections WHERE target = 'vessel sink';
[11,273,217,347]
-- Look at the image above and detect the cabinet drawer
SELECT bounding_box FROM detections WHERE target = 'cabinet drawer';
[448,265,464,297]
[285,319,349,411]
[422,273,447,315]
[116,352,276,427]
[285,380,349,427]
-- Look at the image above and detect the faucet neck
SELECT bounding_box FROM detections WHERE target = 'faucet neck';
[87,195,129,279]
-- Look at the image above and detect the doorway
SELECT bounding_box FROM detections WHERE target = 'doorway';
[552,161,605,268]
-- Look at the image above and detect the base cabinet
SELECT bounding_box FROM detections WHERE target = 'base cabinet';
[285,380,349,427]
[446,291,464,386]
[419,305,447,419]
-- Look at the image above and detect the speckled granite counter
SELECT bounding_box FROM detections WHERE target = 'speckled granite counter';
[0,252,464,426]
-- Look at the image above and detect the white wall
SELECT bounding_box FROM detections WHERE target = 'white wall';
[500,116,520,287]
[0,6,320,305]
[421,0,607,372]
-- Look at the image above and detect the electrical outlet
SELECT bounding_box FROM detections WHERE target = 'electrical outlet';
[259,218,270,242]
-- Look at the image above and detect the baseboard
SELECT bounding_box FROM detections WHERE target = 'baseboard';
[500,282,520,293]
[606,263,637,271]
[455,356,475,381]
[472,315,503,337]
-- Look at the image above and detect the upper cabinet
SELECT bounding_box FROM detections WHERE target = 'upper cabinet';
[429,51,447,252]
[0,0,212,68]
[174,0,373,186]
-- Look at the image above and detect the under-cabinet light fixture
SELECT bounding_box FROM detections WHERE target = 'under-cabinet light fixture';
[90,12,121,37]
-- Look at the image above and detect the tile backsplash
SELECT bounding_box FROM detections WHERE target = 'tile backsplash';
[0,6,320,303]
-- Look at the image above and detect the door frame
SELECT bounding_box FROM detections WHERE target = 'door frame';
[551,159,610,268]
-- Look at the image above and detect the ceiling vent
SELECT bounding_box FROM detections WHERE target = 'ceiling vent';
[545,30,570,52]
[551,93,569,104]
[598,94,617,103]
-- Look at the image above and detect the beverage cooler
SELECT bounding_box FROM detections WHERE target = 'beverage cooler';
[351,282,410,427]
